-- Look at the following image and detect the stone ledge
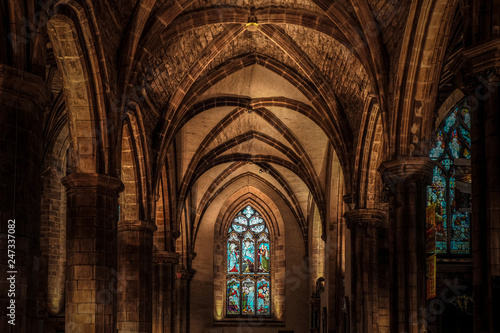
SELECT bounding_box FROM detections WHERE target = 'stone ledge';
[344,208,387,229]
[118,220,157,233]
[62,173,125,195]
[378,157,435,185]
[153,251,180,264]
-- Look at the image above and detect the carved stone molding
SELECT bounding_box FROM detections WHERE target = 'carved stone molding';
[176,268,196,280]
[118,219,157,233]
[378,157,435,187]
[344,208,387,229]
[452,37,500,92]
[153,251,180,265]
[0,64,49,107]
[62,173,125,196]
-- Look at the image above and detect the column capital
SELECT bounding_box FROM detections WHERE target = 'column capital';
[344,209,386,229]
[176,268,196,280]
[378,157,435,186]
[452,37,500,91]
[153,251,180,264]
[0,64,49,106]
[118,220,157,233]
[62,173,124,195]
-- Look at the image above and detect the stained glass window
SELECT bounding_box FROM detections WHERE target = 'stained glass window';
[226,205,271,316]
[427,101,471,255]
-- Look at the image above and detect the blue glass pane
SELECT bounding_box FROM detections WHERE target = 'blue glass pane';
[234,216,248,225]
[227,278,240,315]
[250,216,263,225]
[251,224,265,233]
[257,278,270,315]
[243,206,255,218]
[242,278,255,314]
[232,224,246,233]
[242,233,255,273]
[430,131,445,160]
[444,111,457,132]
[448,129,461,158]
[460,127,471,146]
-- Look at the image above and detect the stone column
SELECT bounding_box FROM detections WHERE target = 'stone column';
[458,40,500,332]
[344,208,386,333]
[0,64,48,332]
[175,269,195,333]
[379,157,434,333]
[62,173,124,333]
[152,251,179,333]
[117,220,156,332]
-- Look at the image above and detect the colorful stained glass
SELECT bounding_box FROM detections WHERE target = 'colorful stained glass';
[444,111,457,132]
[227,234,240,274]
[226,205,271,316]
[257,242,270,273]
[450,213,470,253]
[460,127,471,146]
[242,278,255,314]
[233,224,246,233]
[430,132,445,159]
[463,148,471,159]
[427,167,448,253]
[227,278,240,315]
[257,278,270,315]
[449,130,461,158]
[250,216,263,225]
[461,108,471,128]
[251,224,265,233]
[243,206,255,218]
[427,100,471,255]
[234,216,248,225]
[242,232,255,274]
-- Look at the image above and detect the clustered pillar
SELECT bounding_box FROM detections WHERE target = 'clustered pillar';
[468,69,500,333]
[152,251,179,333]
[344,208,385,333]
[0,64,48,332]
[117,220,156,332]
[379,157,434,333]
[62,173,124,333]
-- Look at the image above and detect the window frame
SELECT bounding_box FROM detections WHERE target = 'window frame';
[427,100,472,256]
[224,205,273,318]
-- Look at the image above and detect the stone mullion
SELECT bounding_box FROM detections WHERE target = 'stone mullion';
[62,173,124,333]
[117,220,156,333]
[345,209,385,333]
[0,64,48,333]
[152,251,179,333]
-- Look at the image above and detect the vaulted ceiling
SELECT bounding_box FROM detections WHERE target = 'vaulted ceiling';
[40,0,463,248]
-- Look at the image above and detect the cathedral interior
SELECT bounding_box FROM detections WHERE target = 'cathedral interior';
[0,0,499,332]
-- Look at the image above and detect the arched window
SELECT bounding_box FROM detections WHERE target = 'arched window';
[226,205,271,316]
[427,100,471,255]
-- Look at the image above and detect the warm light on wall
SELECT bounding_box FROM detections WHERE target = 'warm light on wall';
[214,300,223,320]
[274,299,283,321]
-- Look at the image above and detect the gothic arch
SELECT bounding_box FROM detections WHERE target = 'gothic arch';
[212,189,286,322]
